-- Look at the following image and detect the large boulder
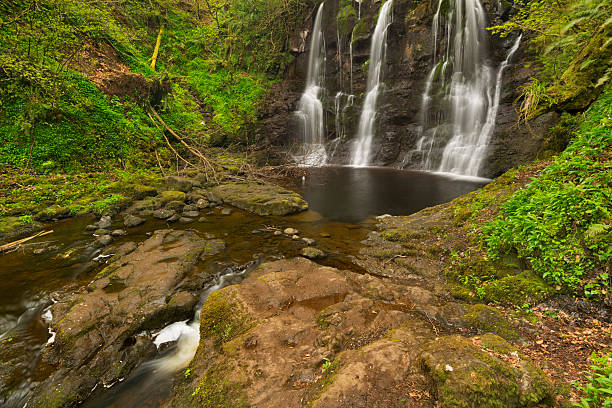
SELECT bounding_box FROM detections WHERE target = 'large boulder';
[211,183,308,216]
[420,334,553,408]
[29,230,209,408]
[170,258,552,408]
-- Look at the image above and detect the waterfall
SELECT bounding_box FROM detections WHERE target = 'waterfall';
[411,0,520,176]
[294,3,327,167]
[350,0,393,167]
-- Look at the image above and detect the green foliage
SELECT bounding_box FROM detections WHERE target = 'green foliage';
[573,352,612,408]
[483,87,612,296]
[490,0,611,112]
[0,0,312,172]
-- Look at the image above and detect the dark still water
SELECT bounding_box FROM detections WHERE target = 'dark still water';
[294,167,489,223]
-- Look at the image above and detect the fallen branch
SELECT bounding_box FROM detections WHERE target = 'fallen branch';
[148,106,218,181]
[0,230,54,253]
[146,109,196,169]
[150,24,164,71]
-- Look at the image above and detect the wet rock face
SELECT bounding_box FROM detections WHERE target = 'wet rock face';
[29,230,210,408]
[171,258,552,408]
[263,0,555,176]
[211,183,308,216]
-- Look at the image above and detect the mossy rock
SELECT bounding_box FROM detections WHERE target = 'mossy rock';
[132,184,158,200]
[464,304,520,342]
[199,287,254,348]
[337,5,357,36]
[159,190,187,205]
[479,271,554,305]
[35,206,71,221]
[0,216,43,243]
[420,335,553,408]
[211,183,308,216]
[188,363,248,408]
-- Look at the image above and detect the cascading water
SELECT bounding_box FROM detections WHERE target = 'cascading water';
[350,0,393,167]
[410,0,521,177]
[294,3,327,167]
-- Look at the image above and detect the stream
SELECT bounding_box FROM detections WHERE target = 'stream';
[0,167,487,407]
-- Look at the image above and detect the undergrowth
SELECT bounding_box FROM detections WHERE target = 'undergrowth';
[483,87,612,297]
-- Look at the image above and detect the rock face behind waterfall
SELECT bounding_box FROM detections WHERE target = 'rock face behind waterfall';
[261,0,560,177]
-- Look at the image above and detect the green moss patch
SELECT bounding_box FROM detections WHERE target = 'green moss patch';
[199,288,254,349]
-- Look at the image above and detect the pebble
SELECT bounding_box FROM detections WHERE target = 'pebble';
[183,210,200,218]
[196,198,209,209]
[153,208,176,220]
[302,237,316,245]
[273,230,282,236]
[284,228,298,235]
[198,217,209,223]
[94,229,110,236]
[220,208,233,216]
[85,224,98,231]
[96,235,113,246]
[182,204,197,212]
[179,217,194,223]
[97,215,112,229]
[292,235,300,240]
[124,215,145,228]
[111,229,127,237]
[320,232,331,238]
[301,247,326,259]
[167,214,180,223]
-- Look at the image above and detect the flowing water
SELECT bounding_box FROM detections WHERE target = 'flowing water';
[350,0,393,167]
[0,168,487,407]
[294,3,328,167]
[408,0,520,177]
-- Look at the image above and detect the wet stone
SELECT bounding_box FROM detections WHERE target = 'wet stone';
[183,204,197,212]
[165,200,186,211]
[196,198,210,209]
[302,237,316,245]
[97,216,112,229]
[96,235,113,246]
[221,208,233,216]
[301,247,326,259]
[124,215,146,228]
[86,224,98,231]
[94,229,110,236]
[153,208,176,220]
[183,211,200,218]
[167,214,180,223]
[292,235,300,240]
[284,228,298,235]
[179,217,194,224]
[111,229,127,237]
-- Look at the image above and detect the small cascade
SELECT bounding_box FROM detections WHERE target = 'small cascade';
[410,0,520,176]
[294,3,327,167]
[152,267,249,373]
[350,0,393,167]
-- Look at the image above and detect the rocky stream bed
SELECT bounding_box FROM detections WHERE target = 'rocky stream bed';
[0,169,609,408]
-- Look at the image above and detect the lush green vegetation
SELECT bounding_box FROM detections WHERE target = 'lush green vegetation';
[573,352,612,408]
[0,0,313,172]
[490,0,611,116]
[483,88,611,296]
[481,0,612,298]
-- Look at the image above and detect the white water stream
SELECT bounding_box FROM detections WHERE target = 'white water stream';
[410,0,521,176]
[350,0,393,167]
[152,267,248,373]
[294,3,328,167]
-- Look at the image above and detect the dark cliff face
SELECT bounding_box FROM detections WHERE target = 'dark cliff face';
[260,0,558,178]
